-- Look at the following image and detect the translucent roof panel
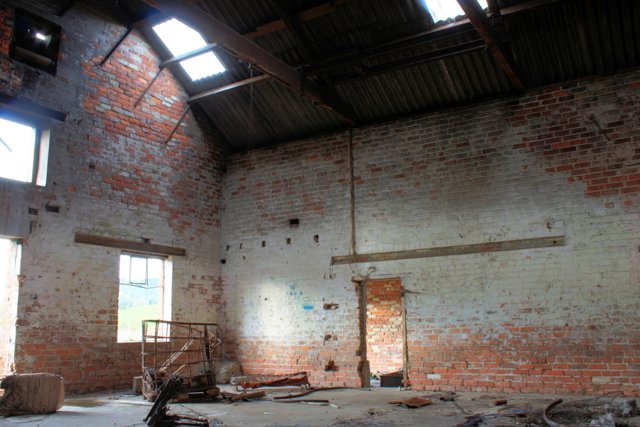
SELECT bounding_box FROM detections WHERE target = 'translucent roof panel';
[422,0,488,23]
[152,18,225,81]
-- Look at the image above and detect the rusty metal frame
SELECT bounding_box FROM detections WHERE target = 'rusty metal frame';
[141,320,223,401]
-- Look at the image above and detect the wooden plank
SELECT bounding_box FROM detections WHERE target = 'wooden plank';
[0,94,66,122]
[331,235,564,265]
[75,232,186,256]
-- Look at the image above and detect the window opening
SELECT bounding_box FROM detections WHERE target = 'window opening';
[0,115,49,186]
[421,0,488,23]
[152,18,225,81]
[118,253,172,343]
[10,8,61,75]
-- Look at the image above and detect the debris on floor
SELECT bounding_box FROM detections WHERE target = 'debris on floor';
[236,371,310,389]
[543,396,640,427]
[221,390,266,402]
[0,373,64,416]
[388,396,433,408]
[144,375,209,427]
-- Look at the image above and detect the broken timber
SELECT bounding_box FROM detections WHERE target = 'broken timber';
[331,235,564,265]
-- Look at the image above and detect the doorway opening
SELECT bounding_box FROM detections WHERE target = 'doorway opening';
[0,238,21,376]
[365,278,405,387]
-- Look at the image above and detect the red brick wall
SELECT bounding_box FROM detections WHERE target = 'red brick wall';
[366,278,403,376]
[0,3,224,393]
[222,68,640,395]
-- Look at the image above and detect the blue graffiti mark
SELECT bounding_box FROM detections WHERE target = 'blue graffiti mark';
[303,305,314,311]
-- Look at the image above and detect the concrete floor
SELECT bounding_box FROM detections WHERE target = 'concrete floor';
[1,386,638,426]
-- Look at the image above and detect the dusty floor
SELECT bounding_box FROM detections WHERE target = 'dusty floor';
[1,386,638,426]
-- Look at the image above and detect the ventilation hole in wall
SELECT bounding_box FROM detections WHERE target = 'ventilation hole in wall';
[286,237,291,245]
[226,245,230,251]
[314,234,319,243]
[88,162,96,170]
[28,207,38,215]
[45,203,60,213]
[324,360,337,371]
[239,242,243,249]
[323,303,339,310]
[289,218,300,227]
[220,259,226,264]
[261,240,266,247]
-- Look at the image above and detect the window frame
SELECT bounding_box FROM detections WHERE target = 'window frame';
[117,251,172,343]
[0,110,50,186]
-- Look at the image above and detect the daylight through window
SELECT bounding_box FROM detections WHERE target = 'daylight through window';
[0,116,49,186]
[152,18,225,81]
[118,253,172,342]
[422,0,488,23]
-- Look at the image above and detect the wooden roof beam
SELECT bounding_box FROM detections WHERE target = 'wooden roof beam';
[456,0,525,90]
[140,0,357,125]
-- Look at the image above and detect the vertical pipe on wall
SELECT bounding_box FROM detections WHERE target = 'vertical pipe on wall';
[348,128,356,255]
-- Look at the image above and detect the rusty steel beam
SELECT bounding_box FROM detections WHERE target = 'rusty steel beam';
[331,235,564,265]
[75,232,186,256]
[456,0,525,90]
[141,0,356,125]
[160,42,218,68]
[244,0,349,40]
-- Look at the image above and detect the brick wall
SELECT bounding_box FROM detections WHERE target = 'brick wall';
[366,278,404,377]
[0,3,224,393]
[221,68,640,394]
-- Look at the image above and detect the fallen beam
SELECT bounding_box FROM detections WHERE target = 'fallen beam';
[331,235,564,265]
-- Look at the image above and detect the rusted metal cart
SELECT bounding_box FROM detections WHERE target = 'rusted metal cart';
[141,320,223,401]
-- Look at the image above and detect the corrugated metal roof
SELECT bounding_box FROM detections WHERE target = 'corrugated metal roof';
[125,0,640,152]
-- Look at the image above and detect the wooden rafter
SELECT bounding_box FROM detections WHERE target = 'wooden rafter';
[456,0,525,90]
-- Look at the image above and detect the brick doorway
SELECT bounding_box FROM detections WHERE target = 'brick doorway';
[365,278,404,385]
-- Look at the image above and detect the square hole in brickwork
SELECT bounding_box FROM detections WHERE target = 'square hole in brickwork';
[289,218,300,227]
[11,8,61,75]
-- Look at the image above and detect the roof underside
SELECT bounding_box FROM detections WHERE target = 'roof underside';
[20,0,640,152]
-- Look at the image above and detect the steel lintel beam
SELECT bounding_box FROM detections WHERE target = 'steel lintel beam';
[456,0,525,90]
[331,235,564,264]
[141,0,357,125]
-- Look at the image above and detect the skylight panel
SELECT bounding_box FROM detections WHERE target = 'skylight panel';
[152,18,225,81]
[422,0,488,23]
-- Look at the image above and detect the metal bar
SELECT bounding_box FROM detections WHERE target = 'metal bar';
[188,74,271,103]
[244,0,349,40]
[332,235,565,265]
[134,68,164,107]
[457,0,525,90]
[160,42,218,69]
[99,27,132,66]
[141,0,357,125]
[333,39,486,86]
[0,136,11,152]
[348,129,356,255]
[164,105,191,144]
[75,232,186,256]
